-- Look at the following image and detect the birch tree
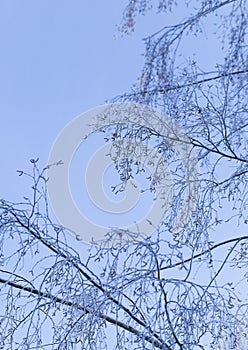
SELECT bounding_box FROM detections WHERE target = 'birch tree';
[0,1,248,349]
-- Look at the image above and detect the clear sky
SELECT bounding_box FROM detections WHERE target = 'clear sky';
[0,0,146,201]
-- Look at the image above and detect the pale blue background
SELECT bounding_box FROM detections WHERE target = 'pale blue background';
[0,0,143,200]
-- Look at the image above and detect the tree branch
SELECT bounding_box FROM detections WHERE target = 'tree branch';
[0,276,171,350]
[7,209,169,349]
[117,69,248,98]
[160,235,248,271]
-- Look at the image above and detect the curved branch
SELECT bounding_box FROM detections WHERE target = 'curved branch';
[115,69,248,98]
[160,235,248,271]
[0,276,171,350]
[8,209,168,349]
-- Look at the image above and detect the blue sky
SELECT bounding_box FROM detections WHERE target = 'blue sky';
[0,0,219,202]
[0,1,146,201]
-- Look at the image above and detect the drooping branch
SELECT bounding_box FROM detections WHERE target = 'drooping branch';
[6,207,169,349]
[115,69,248,99]
[0,275,171,350]
[160,235,248,271]
[189,137,248,164]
